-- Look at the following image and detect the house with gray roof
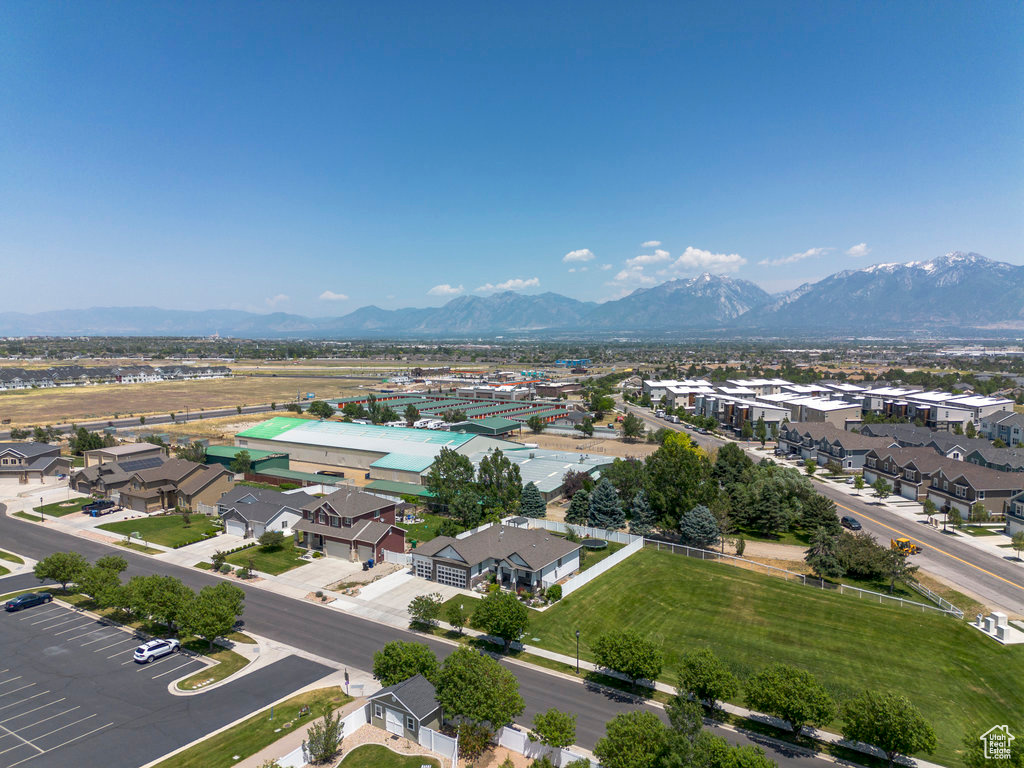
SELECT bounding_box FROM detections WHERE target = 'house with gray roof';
[964,446,1024,474]
[366,674,441,741]
[412,523,580,592]
[925,462,1024,520]
[0,442,71,483]
[982,411,1024,447]
[862,446,960,502]
[1007,490,1024,537]
[292,488,405,562]
[217,486,314,539]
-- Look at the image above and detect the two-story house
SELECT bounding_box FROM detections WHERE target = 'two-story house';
[861,446,952,501]
[217,486,314,539]
[982,412,1024,447]
[293,488,406,562]
[1007,490,1024,536]
[925,464,1024,520]
[118,458,234,513]
[0,442,71,483]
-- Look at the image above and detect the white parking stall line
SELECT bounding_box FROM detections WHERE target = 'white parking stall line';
[0,722,43,756]
[0,685,35,700]
[0,699,66,725]
[0,670,8,675]
[11,707,80,734]
[28,713,96,742]
[0,693,49,714]
[135,655,176,671]
[96,638,135,654]
[30,615,79,629]
[0,678,21,688]
[151,660,198,680]
[17,608,60,621]
[119,658,137,666]
[79,632,123,647]
[7,721,114,768]
[52,623,98,638]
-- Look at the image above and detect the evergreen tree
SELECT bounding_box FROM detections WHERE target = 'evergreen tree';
[566,490,590,525]
[520,482,546,519]
[805,527,843,579]
[802,494,841,536]
[628,491,656,536]
[588,478,624,529]
[679,505,720,548]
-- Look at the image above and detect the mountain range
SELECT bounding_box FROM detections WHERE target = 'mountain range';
[2,252,1021,338]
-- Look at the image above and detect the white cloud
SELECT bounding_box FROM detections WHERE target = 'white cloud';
[663,246,746,274]
[626,249,671,267]
[568,266,589,273]
[758,247,829,267]
[318,290,349,301]
[599,263,612,270]
[476,277,540,292]
[641,240,662,248]
[428,283,464,297]
[846,243,871,258]
[265,294,289,308]
[563,248,595,263]
[608,265,658,288]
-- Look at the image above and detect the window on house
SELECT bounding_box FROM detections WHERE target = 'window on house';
[955,485,967,498]
[943,480,948,491]
[407,716,415,731]
[374,704,382,719]
[318,512,326,524]
[978,491,986,500]
[343,517,352,526]
[904,470,914,481]
[866,458,876,468]
[331,516,340,527]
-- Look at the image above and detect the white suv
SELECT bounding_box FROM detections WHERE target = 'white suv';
[133,638,181,663]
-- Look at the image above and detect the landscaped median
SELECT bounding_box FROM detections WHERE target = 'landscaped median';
[151,686,351,768]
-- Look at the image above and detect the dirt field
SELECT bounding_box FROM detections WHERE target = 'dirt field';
[529,432,660,460]
[150,414,277,441]
[0,377,362,426]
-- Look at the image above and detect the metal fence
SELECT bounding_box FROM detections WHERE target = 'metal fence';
[643,539,963,617]
[909,580,965,619]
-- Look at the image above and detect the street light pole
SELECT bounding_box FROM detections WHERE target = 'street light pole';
[39,497,44,523]
[575,629,580,673]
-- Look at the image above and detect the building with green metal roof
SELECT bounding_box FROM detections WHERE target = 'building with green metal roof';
[450,417,522,437]
[206,445,289,473]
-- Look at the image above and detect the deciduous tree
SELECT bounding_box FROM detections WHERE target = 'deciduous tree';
[476,449,522,515]
[530,708,577,749]
[230,449,252,475]
[621,413,645,442]
[180,583,245,651]
[471,591,529,651]
[590,629,663,688]
[435,647,524,740]
[842,691,936,767]
[425,447,476,515]
[745,662,836,735]
[677,648,738,710]
[407,592,443,628]
[34,551,89,592]
[372,641,439,685]
[593,711,669,768]
[306,400,335,419]
[527,415,547,434]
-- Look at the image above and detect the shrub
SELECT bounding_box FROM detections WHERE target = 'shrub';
[734,535,746,557]
[219,563,232,574]
[545,584,562,602]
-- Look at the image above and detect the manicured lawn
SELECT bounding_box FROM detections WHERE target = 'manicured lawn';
[339,745,440,767]
[959,526,1001,537]
[399,512,450,544]
[577,538,625,572]
[0,565,8,577]
[225,540,307,575]
[13,511,40,522]
[99,514,219,548]
[731,525,812,547]
[176,646,250,691]
[33,497,93,517]
[529,547,1024,767]
[116,541,162,554]
[0,550,24,565]
[152,686,350,768]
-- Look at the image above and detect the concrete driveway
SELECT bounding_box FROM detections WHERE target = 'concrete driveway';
[275,556,368,590]
[361,571,468,615]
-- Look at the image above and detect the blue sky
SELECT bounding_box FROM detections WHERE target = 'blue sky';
[2,1,1021,315]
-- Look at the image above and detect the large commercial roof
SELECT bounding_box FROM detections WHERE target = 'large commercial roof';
[463,447,613,495]
[206,446,286,461]
[237,417,480,458]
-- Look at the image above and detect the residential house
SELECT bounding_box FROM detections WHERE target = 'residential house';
[366,674,442,740]
[217,486,314,539]
[862,447,953,501]
[1007,490,1024,536]
[0,443,72,483]
[293,488,405,562]
[925,463,1024,519]
[964,447,1024,474]
[118,459,234,513]
[412,523,580,591]
[83,442,165,469]
[982,412,1024,447]
[73,455,167,499]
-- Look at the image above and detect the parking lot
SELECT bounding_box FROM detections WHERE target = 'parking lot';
[0,601,333,768]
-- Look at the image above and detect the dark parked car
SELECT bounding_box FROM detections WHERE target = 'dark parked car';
[841,516,862,531]
[5,592,53,612]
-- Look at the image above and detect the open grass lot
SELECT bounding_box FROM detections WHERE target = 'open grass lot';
[529,547,1023,767]
[339,745,440,767]
[225,540,307,574]
[99,514,219,547]
[153,686,351,768]
[33,497,93,517]
[399,512,449,543]
[0,375,361,426]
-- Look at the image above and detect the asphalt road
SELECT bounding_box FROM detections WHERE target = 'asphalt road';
[623,403,1024,615]
[0,510,833,767]
[0,404,277,442]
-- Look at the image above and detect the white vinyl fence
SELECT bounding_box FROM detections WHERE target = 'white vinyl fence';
[561,537,644,597]
[523,517,641,545]
[497,725,597,767]
[383,550,412,565]
[195,502,217,516]
[418,726,459,767]
[276,708,369,768]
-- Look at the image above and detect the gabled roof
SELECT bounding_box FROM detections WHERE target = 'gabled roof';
[368,674,440,720]
[178,465,231,496]
[416,524,580,571]
[0,442,59,459]
[292,517,397,544]
[932,462,1024,492]
[301,488,394,516]
[133,458,202,484]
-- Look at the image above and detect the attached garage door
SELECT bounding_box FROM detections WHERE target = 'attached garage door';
[414,558,433,580]
[129,496,148,513]
[900,485,917,501]
[385,708,403,736]
[225,519,246,537]
[436,564,467,588]
[325,539,350,560]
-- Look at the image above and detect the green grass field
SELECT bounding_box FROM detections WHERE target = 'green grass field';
[33,498,93,517]
[528,547,1023,767]
[99,514,219,547]
[399,512,450,544]
[0,550,24,565]
[225,540,306,574]
[339,745,440,767]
